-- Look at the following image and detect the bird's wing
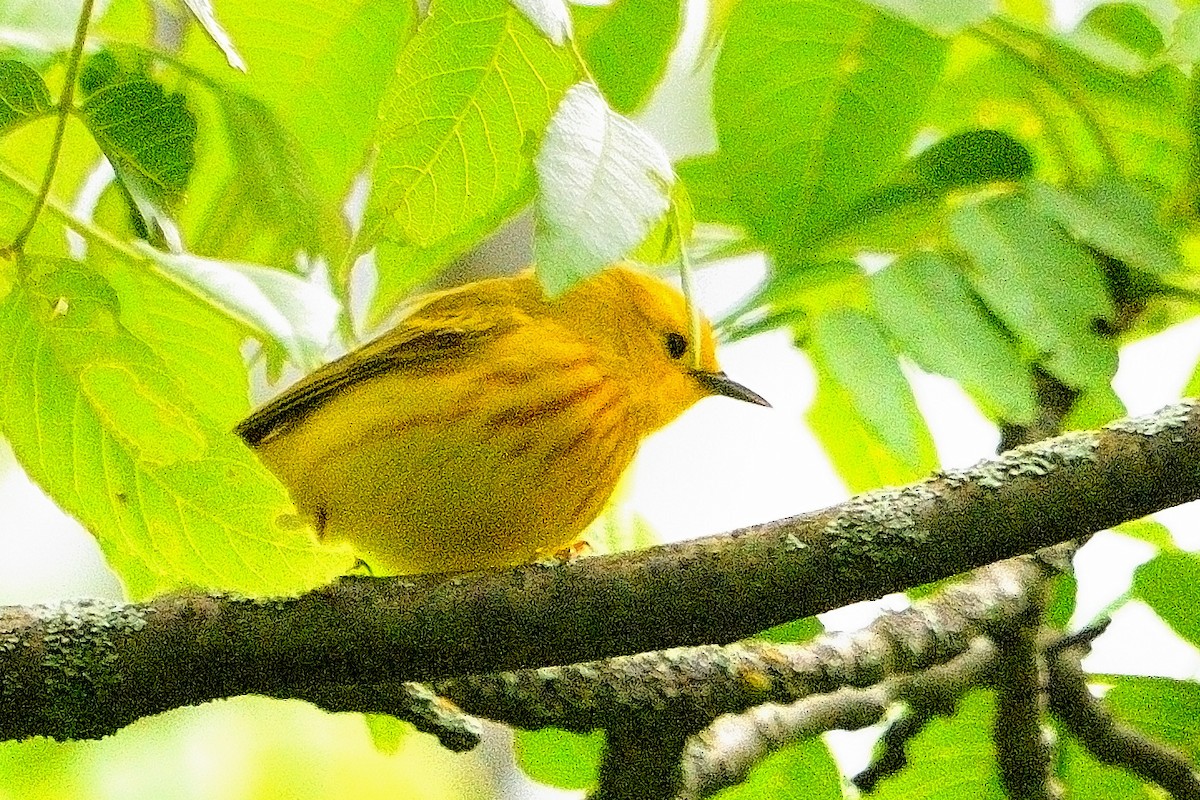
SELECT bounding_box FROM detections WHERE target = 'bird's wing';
[234,286,533,446]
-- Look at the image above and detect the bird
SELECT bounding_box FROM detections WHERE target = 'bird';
[235,265,769,575]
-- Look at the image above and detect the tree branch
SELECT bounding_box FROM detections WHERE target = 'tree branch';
[595,727,689,800]
[0,400,1198,742]
[433,556,1052,732]
[992,615,1053,799]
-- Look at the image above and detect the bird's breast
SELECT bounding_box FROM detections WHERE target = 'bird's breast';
[256,349,639,573]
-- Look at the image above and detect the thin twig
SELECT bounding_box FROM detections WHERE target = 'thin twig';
[688,638,997,799]
[1048,648,1200,799]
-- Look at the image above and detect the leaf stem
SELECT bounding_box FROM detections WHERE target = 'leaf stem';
[0,0,97,258]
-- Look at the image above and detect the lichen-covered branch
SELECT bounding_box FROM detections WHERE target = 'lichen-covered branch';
[0,400,1198,742]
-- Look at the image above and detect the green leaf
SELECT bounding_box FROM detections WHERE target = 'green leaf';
[0,60,52,133]
[91,182,251,429]
[1045,570,1077,628]
[364,0,577,322]
[514,728,604,790]
[870,251,1038,424]
[1105,675,1200,760]
[712,0,946,251]
[815,130,1032,253]
[191,90,336,268]
[1060,383,1126,430]
[364,713,412,756]
[755,616,823,644]
[1001,0,1048,26]
[1058,735,1151,799]
[180,0,414,267]
[704,0,741,52]
[78,51,197,233]
[906,128,1034,190]
[948,191,1117,389]
[573,0,681,113]
[0,118,95,256]
[1029,175,1179,276]
[807,308,937,491]
[721,259,868,344]
[1166,8,1200,64]
[1115,519,1175,551]
[993,22,1190,192]
[863,0,996,36]
[534,82,675,295]
[1187,353,1200,397]
[869,690,1005,799]
[627,180,693,267]
[676,153,742,228]
[924,20,1190,195]
[180,0,246,71]
[717,737,841,799]
[1131,551,1200,648]
[0,259,348,597]
[586,507,660,557]
[137,245,339,371]
[1067,3,1165,74]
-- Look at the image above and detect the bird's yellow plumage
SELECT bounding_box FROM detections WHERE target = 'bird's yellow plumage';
[236,266,767,574]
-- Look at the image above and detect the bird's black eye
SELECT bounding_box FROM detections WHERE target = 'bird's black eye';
[665,331,688,359]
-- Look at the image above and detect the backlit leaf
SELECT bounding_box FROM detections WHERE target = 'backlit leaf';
[807,308,937,490]
[863,0,996,36]
[0,259,347,597]
[868,691,1005,799]
[138,245,339,370]
[1131,551,1200,648]
[181,0,414,267]
[1030,175,1179,276]
[365,0,577,321]
[573,0,681,113]
[1067,3,1165,74]
[514,728,604,790]
[78,51,197,233]
[718,738,841,799]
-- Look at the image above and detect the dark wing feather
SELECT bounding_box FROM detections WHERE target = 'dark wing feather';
[235,285,533,446]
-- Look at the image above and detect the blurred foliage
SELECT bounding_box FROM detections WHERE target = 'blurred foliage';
[1,0,1200,796]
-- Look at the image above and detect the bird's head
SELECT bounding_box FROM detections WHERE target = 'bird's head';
[557,266,769,433]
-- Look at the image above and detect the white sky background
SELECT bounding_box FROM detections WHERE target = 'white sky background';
[1,0,1199,792]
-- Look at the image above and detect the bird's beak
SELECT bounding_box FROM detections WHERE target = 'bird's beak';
[692,371,771,407]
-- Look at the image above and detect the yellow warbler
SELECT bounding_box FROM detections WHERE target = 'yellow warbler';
[236,266,767,574]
